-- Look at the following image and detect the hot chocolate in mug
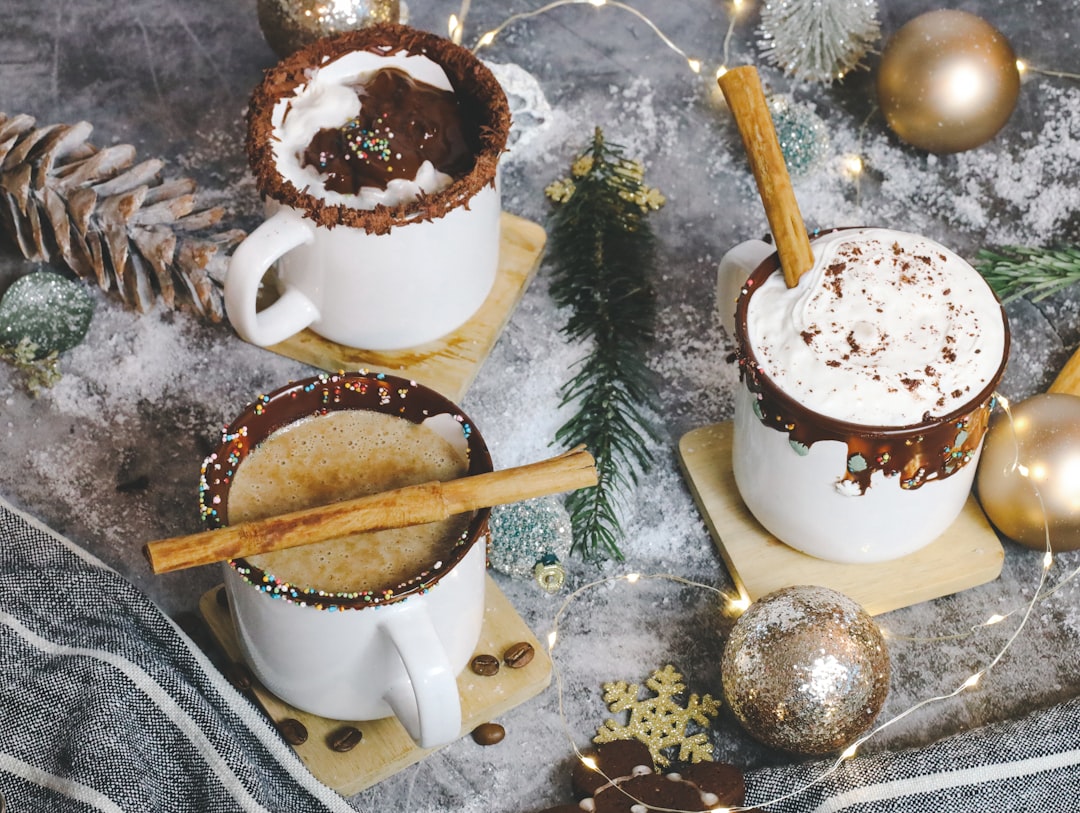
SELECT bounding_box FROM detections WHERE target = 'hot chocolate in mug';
[225,25,511,351]
[717,228,1010,563]
[200,371,492,748]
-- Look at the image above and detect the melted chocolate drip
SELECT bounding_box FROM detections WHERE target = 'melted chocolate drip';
[734,237,1009,495]
[301,67,476,194]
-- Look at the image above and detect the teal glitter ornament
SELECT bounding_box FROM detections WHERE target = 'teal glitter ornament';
[488,496,573,593]
[0,271,94,358]
[768,95,830,177]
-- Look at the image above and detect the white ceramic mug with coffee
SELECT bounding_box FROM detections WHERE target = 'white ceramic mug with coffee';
[717,228,1010,563]
[225,25,510,351]
[200,371,492,749]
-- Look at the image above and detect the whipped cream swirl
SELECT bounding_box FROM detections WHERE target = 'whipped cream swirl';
[745,228,1007,426]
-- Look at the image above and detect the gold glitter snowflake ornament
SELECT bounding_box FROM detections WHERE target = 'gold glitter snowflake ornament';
[594,664,720,767]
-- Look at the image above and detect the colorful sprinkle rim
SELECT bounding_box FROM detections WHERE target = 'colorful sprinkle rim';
[199,370,492,611]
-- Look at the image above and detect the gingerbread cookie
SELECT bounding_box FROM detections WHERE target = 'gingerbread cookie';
[539,740,744,813]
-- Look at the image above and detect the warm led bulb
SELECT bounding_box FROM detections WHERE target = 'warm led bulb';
[843,154,864,176]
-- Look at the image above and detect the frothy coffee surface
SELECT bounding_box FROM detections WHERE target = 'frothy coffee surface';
[746,228,1006,426]
[302,68,474,195]
[228,410,470,595]
[271,50,463,209]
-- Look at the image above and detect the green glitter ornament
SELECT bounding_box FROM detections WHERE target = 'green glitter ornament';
[0,271,94,358]
[769,95,830,177]
[488,496,573,593]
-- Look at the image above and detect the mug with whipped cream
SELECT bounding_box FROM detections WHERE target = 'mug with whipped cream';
[225,24,510,350]
[717,228,1010,563]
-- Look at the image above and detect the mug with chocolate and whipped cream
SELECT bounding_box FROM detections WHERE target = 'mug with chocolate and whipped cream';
[720,228,1009,563]
[225,24,510,350]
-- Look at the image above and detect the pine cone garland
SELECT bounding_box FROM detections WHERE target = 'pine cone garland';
[0,112,244,320]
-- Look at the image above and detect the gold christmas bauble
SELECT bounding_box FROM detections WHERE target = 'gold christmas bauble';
[257,0,401,59]
[721,585,889,755]
[976,393,1080,551]
[876,10,1020,154]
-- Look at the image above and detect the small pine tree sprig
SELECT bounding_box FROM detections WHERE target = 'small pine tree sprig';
[545,128,664,561]
[974,246,1080,303]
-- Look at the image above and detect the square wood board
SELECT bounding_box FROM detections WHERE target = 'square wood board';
[677,422,1005,616]
[199,575,552,794]
[257,212,547,402]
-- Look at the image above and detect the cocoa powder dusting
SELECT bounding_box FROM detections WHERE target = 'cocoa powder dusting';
[824,262,846,297]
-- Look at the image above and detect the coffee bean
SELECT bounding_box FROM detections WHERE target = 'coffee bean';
[277,718,308,746]
[327,725,363,753]
[470,653,500,676]
[224,661,253,692]
[471,722,505,746]
[503,641,535,669]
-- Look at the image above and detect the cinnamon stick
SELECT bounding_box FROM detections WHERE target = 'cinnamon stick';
[1049,343,1080,397]
[143,445,597,575]
[718,65,814,288]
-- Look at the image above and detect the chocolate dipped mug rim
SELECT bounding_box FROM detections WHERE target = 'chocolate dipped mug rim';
[199,370,492,610]
[245,23,511,236]
[733,227,1010,491]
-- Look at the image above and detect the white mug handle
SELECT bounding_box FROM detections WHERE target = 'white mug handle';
[716,239,775,337]
[224,208,320,346]
[380,604,461,749]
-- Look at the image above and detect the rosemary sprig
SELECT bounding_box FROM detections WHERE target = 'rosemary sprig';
[545,128,665,561]
[974,245,1080,303]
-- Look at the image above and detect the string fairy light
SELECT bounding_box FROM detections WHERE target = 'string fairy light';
[717,0,747,78]
[450,0,704,75]
[1017,59,1080,82]
[541,391,1070,812]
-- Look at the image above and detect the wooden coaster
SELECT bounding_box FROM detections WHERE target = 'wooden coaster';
[677,422,1005,616]
[199,575,551,794]
[257,212,547,402]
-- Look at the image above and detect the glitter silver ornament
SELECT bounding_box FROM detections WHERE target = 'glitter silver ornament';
[488,496,573,592]
[257,0,401,59]
[722,585,889,755]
